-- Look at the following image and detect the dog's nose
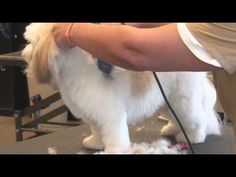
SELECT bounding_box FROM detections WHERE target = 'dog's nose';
[97,60,114,74]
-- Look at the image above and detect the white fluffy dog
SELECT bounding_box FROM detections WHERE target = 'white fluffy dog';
[22,23,221,153]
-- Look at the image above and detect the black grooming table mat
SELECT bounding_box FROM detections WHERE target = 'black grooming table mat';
[0,119,235,154]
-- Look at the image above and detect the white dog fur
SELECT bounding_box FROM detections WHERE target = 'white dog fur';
[22,23,221,153]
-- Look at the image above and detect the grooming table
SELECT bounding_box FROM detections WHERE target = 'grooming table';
[0,118,235,154]
[1,52,235,154]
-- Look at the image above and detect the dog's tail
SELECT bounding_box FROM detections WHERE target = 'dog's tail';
[22,23,59,84]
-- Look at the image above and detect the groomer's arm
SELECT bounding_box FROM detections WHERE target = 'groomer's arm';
[124,23,170,28]
[53,23,218,72]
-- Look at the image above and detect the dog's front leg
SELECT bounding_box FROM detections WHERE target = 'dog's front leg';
[83,124,105,150]
[101,111,130,153]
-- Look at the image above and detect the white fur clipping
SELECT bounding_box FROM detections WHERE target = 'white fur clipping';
[47,147,57,154]
[47,139,186,154]
[94,139,186,154]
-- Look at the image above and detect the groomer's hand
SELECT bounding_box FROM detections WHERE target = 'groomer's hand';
[52,23,75,48]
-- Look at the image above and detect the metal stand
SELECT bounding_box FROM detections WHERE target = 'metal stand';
[67,110,79,121]
[31,95,43,131]
[13,110,23,142]
[13,92,82,142]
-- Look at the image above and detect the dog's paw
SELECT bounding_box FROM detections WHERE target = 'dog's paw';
[82,135,104,150]
[176,131,206,144]
[161,123,179,137]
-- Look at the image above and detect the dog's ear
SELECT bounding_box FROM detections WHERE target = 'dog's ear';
[23,29,59,84]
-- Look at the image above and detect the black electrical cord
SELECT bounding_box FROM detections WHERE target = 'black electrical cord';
[152,72,195,154]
